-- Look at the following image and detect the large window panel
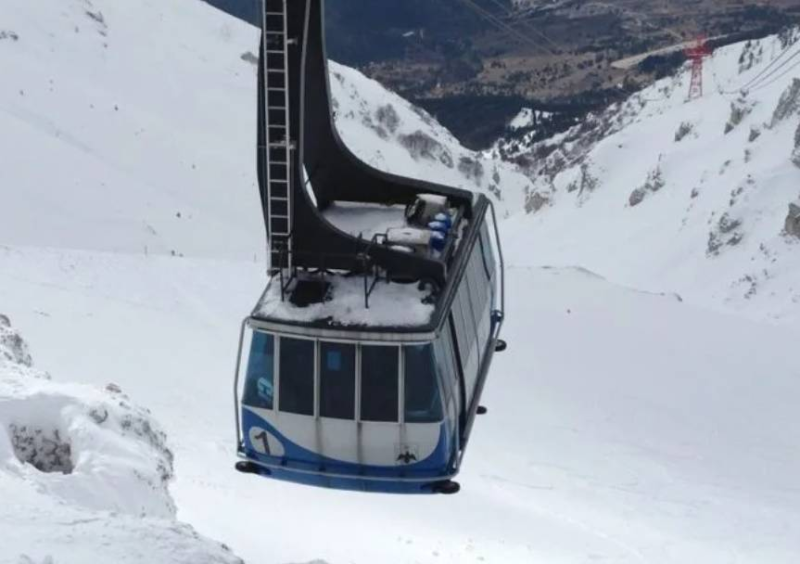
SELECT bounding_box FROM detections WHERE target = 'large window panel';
[468,250,489,314]
[477,298,493,350]
[404,345,444,423]
[470,252,491,367]
[461,268,483,353]
[452,289,471,360]
[464,344,480,406]
[279,337,315,416]
[475,299,492,368]
[455,288,480,406]
[242,331,275,410]
[479,222,496,281]
[433,335,458,405]
[360,345,399,422]
[319,341,356,420]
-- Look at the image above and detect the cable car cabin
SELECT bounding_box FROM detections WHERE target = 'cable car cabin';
[233,0,505,494]
[234,195,504,494]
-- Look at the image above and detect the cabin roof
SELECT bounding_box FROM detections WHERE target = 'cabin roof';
[254,272,436,329]
[251,194,490,336]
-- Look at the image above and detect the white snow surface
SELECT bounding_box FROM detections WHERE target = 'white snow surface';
[321,202,407,240]
[0,0,526,262]
[509,107,535,130]
[328,65,528,216]
[1,0,800,562]
[501,32,800,323]
[256,274,434,327]
[507,107,552,130]
[0,316,242,564]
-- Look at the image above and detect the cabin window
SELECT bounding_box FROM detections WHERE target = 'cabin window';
[243,331,275,410]
[404,345,444,423]
[360,345,399,422]
[452,278,481,407]
[319,341,356,420]
[434,332,458,407]
[279,337,315,416]
[466,248,490,366]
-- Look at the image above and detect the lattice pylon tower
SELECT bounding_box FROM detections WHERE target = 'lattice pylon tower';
[684,37,712,101]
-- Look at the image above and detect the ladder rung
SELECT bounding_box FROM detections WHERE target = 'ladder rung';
[267,69,286,73]
[270,197,289,202]
[266,50,285,54]
[270,179,288,183]
[267,87,286,92]
[268,124,286,128]
[267,106,286,110]
[266,31,284,35]
[265,12,285,16]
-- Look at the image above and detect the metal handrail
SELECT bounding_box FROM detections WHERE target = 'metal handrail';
[271,234,386,308]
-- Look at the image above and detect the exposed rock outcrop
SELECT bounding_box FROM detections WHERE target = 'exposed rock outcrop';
[786,203,800,238]
[628,166,665,207]
[398,130,454,168]
[771,79,800,127]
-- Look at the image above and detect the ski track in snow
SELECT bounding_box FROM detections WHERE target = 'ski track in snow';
[1,0,800,562]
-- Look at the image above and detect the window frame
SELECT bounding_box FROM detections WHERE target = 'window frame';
[402,344,446,424]
[318,340,357,420]
[277,334,317,416]
[243,329,445,426]
[359,343,402,424]
[242,330,277,411]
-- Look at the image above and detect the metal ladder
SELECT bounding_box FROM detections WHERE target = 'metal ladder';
[262,0,293,270]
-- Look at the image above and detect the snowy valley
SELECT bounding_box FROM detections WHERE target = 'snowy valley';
[495,30,800,323]
[1,0,799,563]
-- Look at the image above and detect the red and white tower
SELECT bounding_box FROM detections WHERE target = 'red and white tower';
[684,36,712,101]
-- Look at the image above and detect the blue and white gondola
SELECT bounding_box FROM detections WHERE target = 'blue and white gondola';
[233,0,506,495]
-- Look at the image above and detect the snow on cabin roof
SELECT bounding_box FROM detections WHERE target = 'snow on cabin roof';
[255,273,435,327]
[321,202,408,241]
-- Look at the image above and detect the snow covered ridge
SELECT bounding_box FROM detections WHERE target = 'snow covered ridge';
[0,316,242,564]
[0,0,528,264]
[498,29,800,322]
[327,62,529,216]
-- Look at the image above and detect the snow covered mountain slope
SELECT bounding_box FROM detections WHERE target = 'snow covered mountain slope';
[1,0,800,563]
[3,249,799,564]
[497,31,800,322]
[0,0,262,259]
[327,63,527,214]
[0,315,242,564]
[0,0,525,262]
